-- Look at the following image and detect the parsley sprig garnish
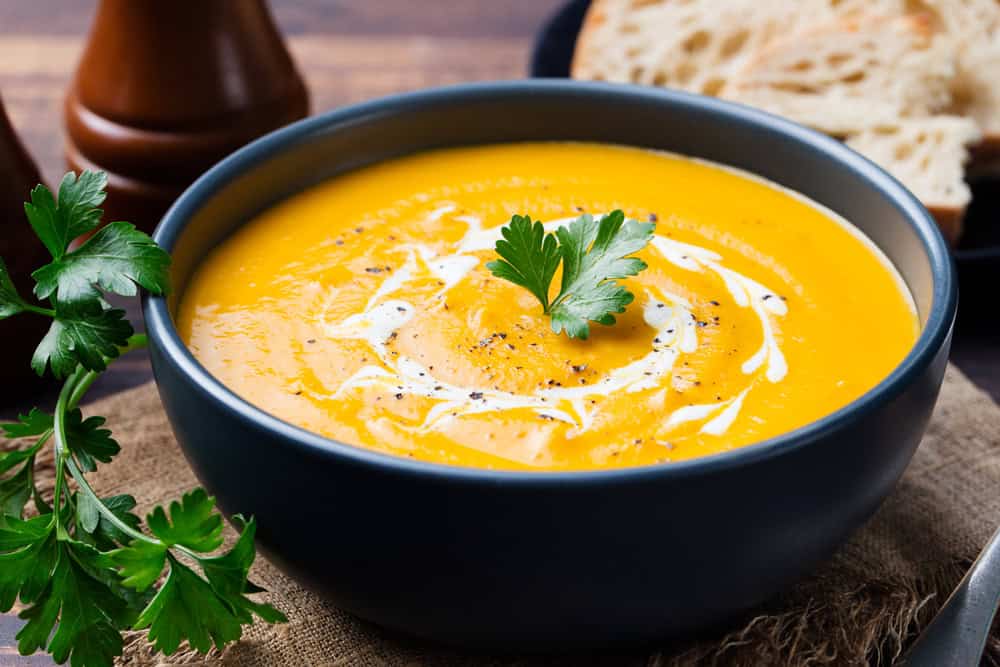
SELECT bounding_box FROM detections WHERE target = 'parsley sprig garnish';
[487,210,655,339]
[0,172,284,666]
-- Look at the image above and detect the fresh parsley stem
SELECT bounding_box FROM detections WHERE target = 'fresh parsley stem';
[51,368,78,539]
[24,430,52,457]
[53,333,163,546]
[64,456,158,546]
[55,367,159,544]
[21,303,57,318]
[66,333,148,408]
[54,333,208,553]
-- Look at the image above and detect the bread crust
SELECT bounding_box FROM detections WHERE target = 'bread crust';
[568,0,983,241]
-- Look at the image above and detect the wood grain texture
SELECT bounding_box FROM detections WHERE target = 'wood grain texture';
[0,0,996,663]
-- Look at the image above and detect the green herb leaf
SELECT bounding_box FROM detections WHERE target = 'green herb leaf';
[549,211,653,339]
[0,522,57,611]
[7,408,120,473]
[0,447,35,477]
[0,515,51,550]
[110,540,167,592]
[16,541,131,666]
[31,303,133,378]
[487,210,654,339]
[133,554,245,655]
[33,221,171,305]
[485,215,561,311]
[199,516,286,624]
[112,513,283,654]
[109,489,228,593]
[64,410,120,472]
[24,172,107,260]
[0,258,28,319]
[146,489,224,553]
[90,495,142,550]
[2,408,53,438]
[0,460,33,519]
[76,491,101,534]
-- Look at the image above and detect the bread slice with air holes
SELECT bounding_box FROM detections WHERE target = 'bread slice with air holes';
[845,116,981,243]
[922,0,1000,167]
[720,11,975,233]
[571,0,980,239]
[571,0,909,95]
[725,13,956,136]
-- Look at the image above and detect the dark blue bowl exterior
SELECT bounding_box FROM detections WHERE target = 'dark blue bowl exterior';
[143,81,956,648]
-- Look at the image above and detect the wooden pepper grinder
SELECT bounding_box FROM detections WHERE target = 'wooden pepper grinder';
[65,0,309,232]
[0,94,52,402]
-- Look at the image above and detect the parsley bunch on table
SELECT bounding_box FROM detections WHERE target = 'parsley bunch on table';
[487,210,655,339]
[0,172,284,666]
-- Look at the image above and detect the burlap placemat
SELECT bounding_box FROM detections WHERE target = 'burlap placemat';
[10,364,1000,666]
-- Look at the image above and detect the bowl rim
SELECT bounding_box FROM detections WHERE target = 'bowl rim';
[143,79,957,485]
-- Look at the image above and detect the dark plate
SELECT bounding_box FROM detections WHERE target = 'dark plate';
[529,0,1000,324]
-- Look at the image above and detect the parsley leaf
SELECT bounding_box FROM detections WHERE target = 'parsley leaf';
[146,489,224,552]
[2,408,53,438]
[0,515,52,551]
[111,502,282,654]
[0,258,28,319]
[0,460,33,518]
[87,495,142,551]
[485,215,561,311]
[108,490,225,593]
[5,408,119,473]
[75,491,102,535]
[33,221,171,305]
[549,211,654,339]
[487,210,655,339]
[0,447,35,477]
[135,554,245,655]
[31,303,133,378]
[0,521,57,610]
[199,516,286,624]
[63,410,120,472]
[23,172,107,260]
[16,540,132,666]
[111,540,167,592]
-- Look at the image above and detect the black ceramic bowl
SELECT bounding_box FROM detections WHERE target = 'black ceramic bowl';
[143,81,956,648]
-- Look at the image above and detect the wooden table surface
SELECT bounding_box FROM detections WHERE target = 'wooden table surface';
[0,0,997,664]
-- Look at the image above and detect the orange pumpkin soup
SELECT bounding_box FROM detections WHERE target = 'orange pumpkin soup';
[178,143,918,471]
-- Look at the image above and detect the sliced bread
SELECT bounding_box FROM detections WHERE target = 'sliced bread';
[845,116,981,242]
[726,14,956,137]
[571,0,908,94]
[572,0,828,95]
[571,0,983,237]
[917,0,1000,159]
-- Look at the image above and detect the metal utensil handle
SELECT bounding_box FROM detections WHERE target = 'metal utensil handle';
[904,524,1000,666]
